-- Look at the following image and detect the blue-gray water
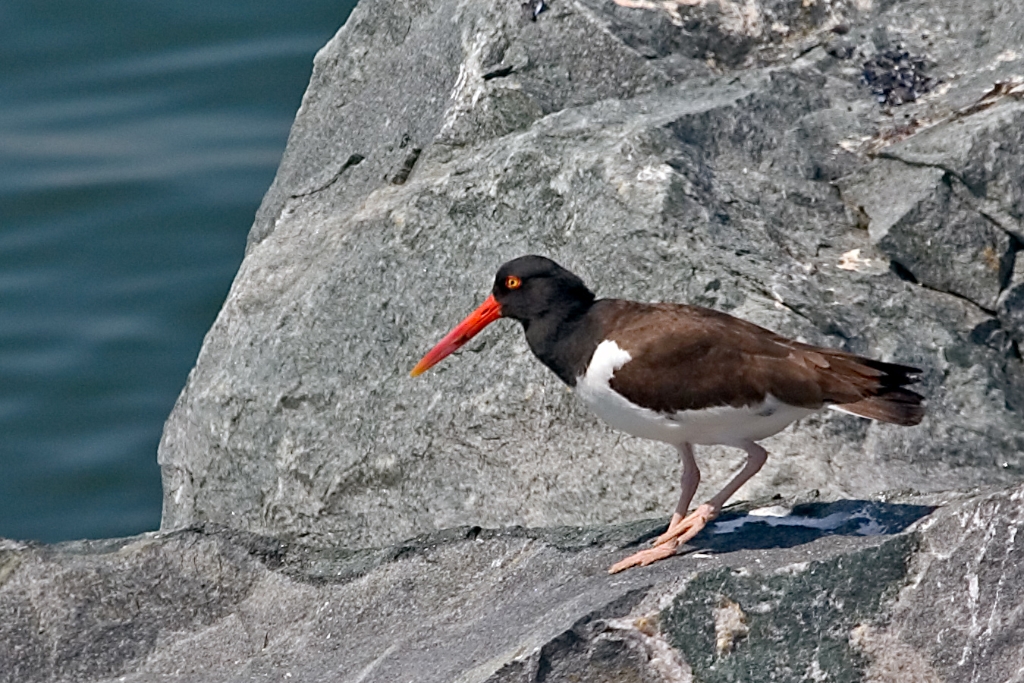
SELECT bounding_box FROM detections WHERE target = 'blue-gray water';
[0,1,357,542]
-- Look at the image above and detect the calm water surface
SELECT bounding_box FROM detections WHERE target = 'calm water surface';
[0,1,357,541]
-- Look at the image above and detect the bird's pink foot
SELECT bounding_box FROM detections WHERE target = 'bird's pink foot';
[608,540,680,573]
[608,503,717,574]
[652,503,716,547]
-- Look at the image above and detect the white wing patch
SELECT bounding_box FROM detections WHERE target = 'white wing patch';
[575,339,817,446]
[582,339,632,385]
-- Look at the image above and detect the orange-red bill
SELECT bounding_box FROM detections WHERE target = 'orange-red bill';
[410,294,503,377]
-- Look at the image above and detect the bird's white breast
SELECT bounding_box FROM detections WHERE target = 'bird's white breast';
[575,339,817,446]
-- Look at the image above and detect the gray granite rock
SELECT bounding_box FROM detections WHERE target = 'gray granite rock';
[999,256,1024,347]
[837,95,1024,313]
[881,96,1024,241]
[159,0,1024,549]
[2,488,1022,682]
[837,157,1013,310]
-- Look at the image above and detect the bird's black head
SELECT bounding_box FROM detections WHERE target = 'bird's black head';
[492,255,595,324]
[409,255,596,378]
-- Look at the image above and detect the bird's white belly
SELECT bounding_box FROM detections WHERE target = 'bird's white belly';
[575,340,817,446]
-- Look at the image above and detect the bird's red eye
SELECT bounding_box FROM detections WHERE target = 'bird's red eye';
[505,275,522,290]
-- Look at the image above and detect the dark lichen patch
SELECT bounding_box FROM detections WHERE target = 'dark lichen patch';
[862,49,936,106]
[661,534,917,683]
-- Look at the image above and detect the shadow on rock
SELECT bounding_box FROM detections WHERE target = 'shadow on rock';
[683,499,936,554]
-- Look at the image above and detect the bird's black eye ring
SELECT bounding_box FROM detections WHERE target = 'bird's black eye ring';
[505,275,522,290]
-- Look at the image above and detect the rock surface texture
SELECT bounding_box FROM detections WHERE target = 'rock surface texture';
[0,492,1018,682]
[4,0,1024,680]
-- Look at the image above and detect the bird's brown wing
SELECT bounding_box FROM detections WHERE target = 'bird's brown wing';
[597,301,922,422]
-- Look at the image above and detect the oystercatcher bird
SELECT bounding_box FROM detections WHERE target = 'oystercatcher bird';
[411,255,924,573]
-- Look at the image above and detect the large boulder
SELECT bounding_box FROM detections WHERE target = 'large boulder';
[158,0,1024,547]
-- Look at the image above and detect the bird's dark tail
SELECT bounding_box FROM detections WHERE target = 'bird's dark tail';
[830,359,925,426]
[833,388,925,426]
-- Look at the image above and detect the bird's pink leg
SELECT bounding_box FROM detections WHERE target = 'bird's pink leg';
[609,441,768,573]
[653,442,699,546]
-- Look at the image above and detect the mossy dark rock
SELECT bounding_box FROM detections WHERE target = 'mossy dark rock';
[663,535,916,682]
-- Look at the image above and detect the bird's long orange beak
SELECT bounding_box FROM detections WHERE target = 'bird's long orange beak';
[410,294,503,377]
